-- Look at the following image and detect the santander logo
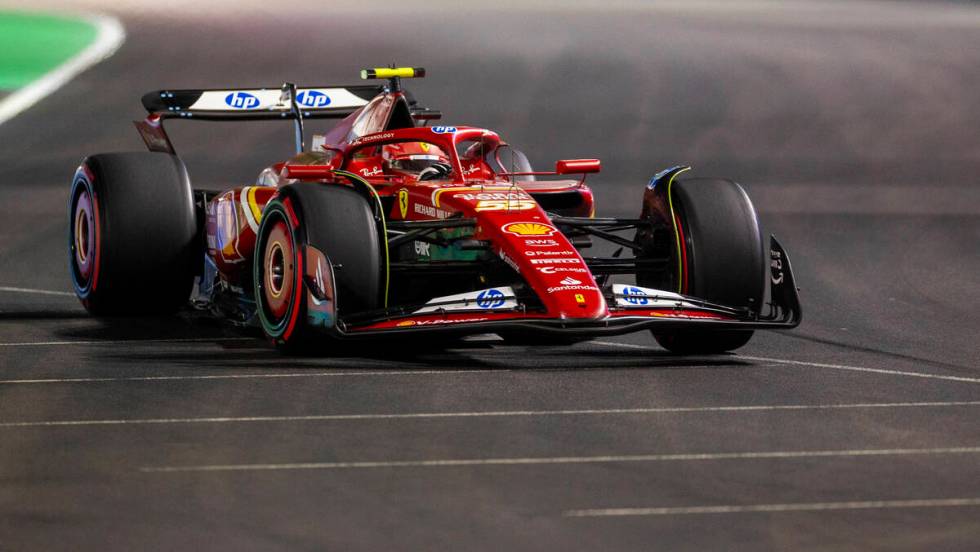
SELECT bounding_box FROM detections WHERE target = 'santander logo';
[545,275,595,294]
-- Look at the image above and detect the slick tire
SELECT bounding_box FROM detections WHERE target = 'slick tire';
[68,152,198,315]
[653,178,764,354]
[254,183,383,352]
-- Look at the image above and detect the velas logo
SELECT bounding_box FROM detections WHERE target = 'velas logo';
[224,92,261,109]
[476,289,506,308]
[431,126,457,134]
[296,90,331,108]
[501,222,556,236]
[559,277,581,285]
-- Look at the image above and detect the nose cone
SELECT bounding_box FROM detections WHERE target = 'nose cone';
[435,185,609,320]
[492,218,608,320]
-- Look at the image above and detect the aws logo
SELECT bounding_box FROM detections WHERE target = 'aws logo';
[297,90,331,108]
[224,92,261,109]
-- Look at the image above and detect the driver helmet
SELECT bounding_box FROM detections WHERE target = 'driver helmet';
[382,142,450,175]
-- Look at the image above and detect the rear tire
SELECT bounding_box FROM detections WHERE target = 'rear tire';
[68,153,198,315]
[254,183,382,352]
[653,178,764,354]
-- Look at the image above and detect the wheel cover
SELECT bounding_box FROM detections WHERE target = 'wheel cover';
[73,190,95,283]
[262,220,294,320]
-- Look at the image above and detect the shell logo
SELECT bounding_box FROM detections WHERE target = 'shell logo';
[501,222,556,236]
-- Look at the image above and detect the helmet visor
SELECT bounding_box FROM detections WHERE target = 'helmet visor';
[389,154,446,173]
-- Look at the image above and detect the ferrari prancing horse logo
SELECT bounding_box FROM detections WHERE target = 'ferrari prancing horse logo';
[398,189,409,218]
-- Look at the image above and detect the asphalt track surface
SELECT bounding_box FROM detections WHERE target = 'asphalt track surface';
[1,1,979,549]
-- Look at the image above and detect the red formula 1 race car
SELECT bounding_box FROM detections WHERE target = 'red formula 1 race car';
[69,67,801,354]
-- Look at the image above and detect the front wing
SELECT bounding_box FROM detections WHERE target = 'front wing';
[331,236,801,339]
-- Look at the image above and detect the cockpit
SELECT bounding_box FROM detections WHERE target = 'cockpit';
[345,140,455,182]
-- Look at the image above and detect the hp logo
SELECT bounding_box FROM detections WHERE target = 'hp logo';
[224,92,260,109]
[476,289,505,309]
[297,90,331,108]
[623,286,649,305]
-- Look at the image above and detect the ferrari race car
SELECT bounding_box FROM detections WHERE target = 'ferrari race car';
[68,67,801,353]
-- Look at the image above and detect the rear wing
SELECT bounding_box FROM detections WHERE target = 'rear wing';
[136,83,384,155]
[136,68,433,155]
[140,84,383,121]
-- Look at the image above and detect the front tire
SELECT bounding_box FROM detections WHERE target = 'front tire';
[254,183,383,352]
[653,178,764,354]
[68,153,198,315]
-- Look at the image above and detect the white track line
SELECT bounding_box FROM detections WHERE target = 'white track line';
[140,446,980,473]
[0,368,499,385]
[0,14,125,126]
[592,341,980,384]
[740,355,980,385]
[0,286,75,297]
[6,400,979,428]
[563,497,980,517]
[0,337,255,348]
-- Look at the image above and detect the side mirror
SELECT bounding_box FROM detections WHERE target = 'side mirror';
[556,159,601,175]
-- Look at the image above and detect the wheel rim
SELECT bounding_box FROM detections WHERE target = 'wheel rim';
[73,190,95,283]
[262,219,294,320]
[268,242,285,297]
